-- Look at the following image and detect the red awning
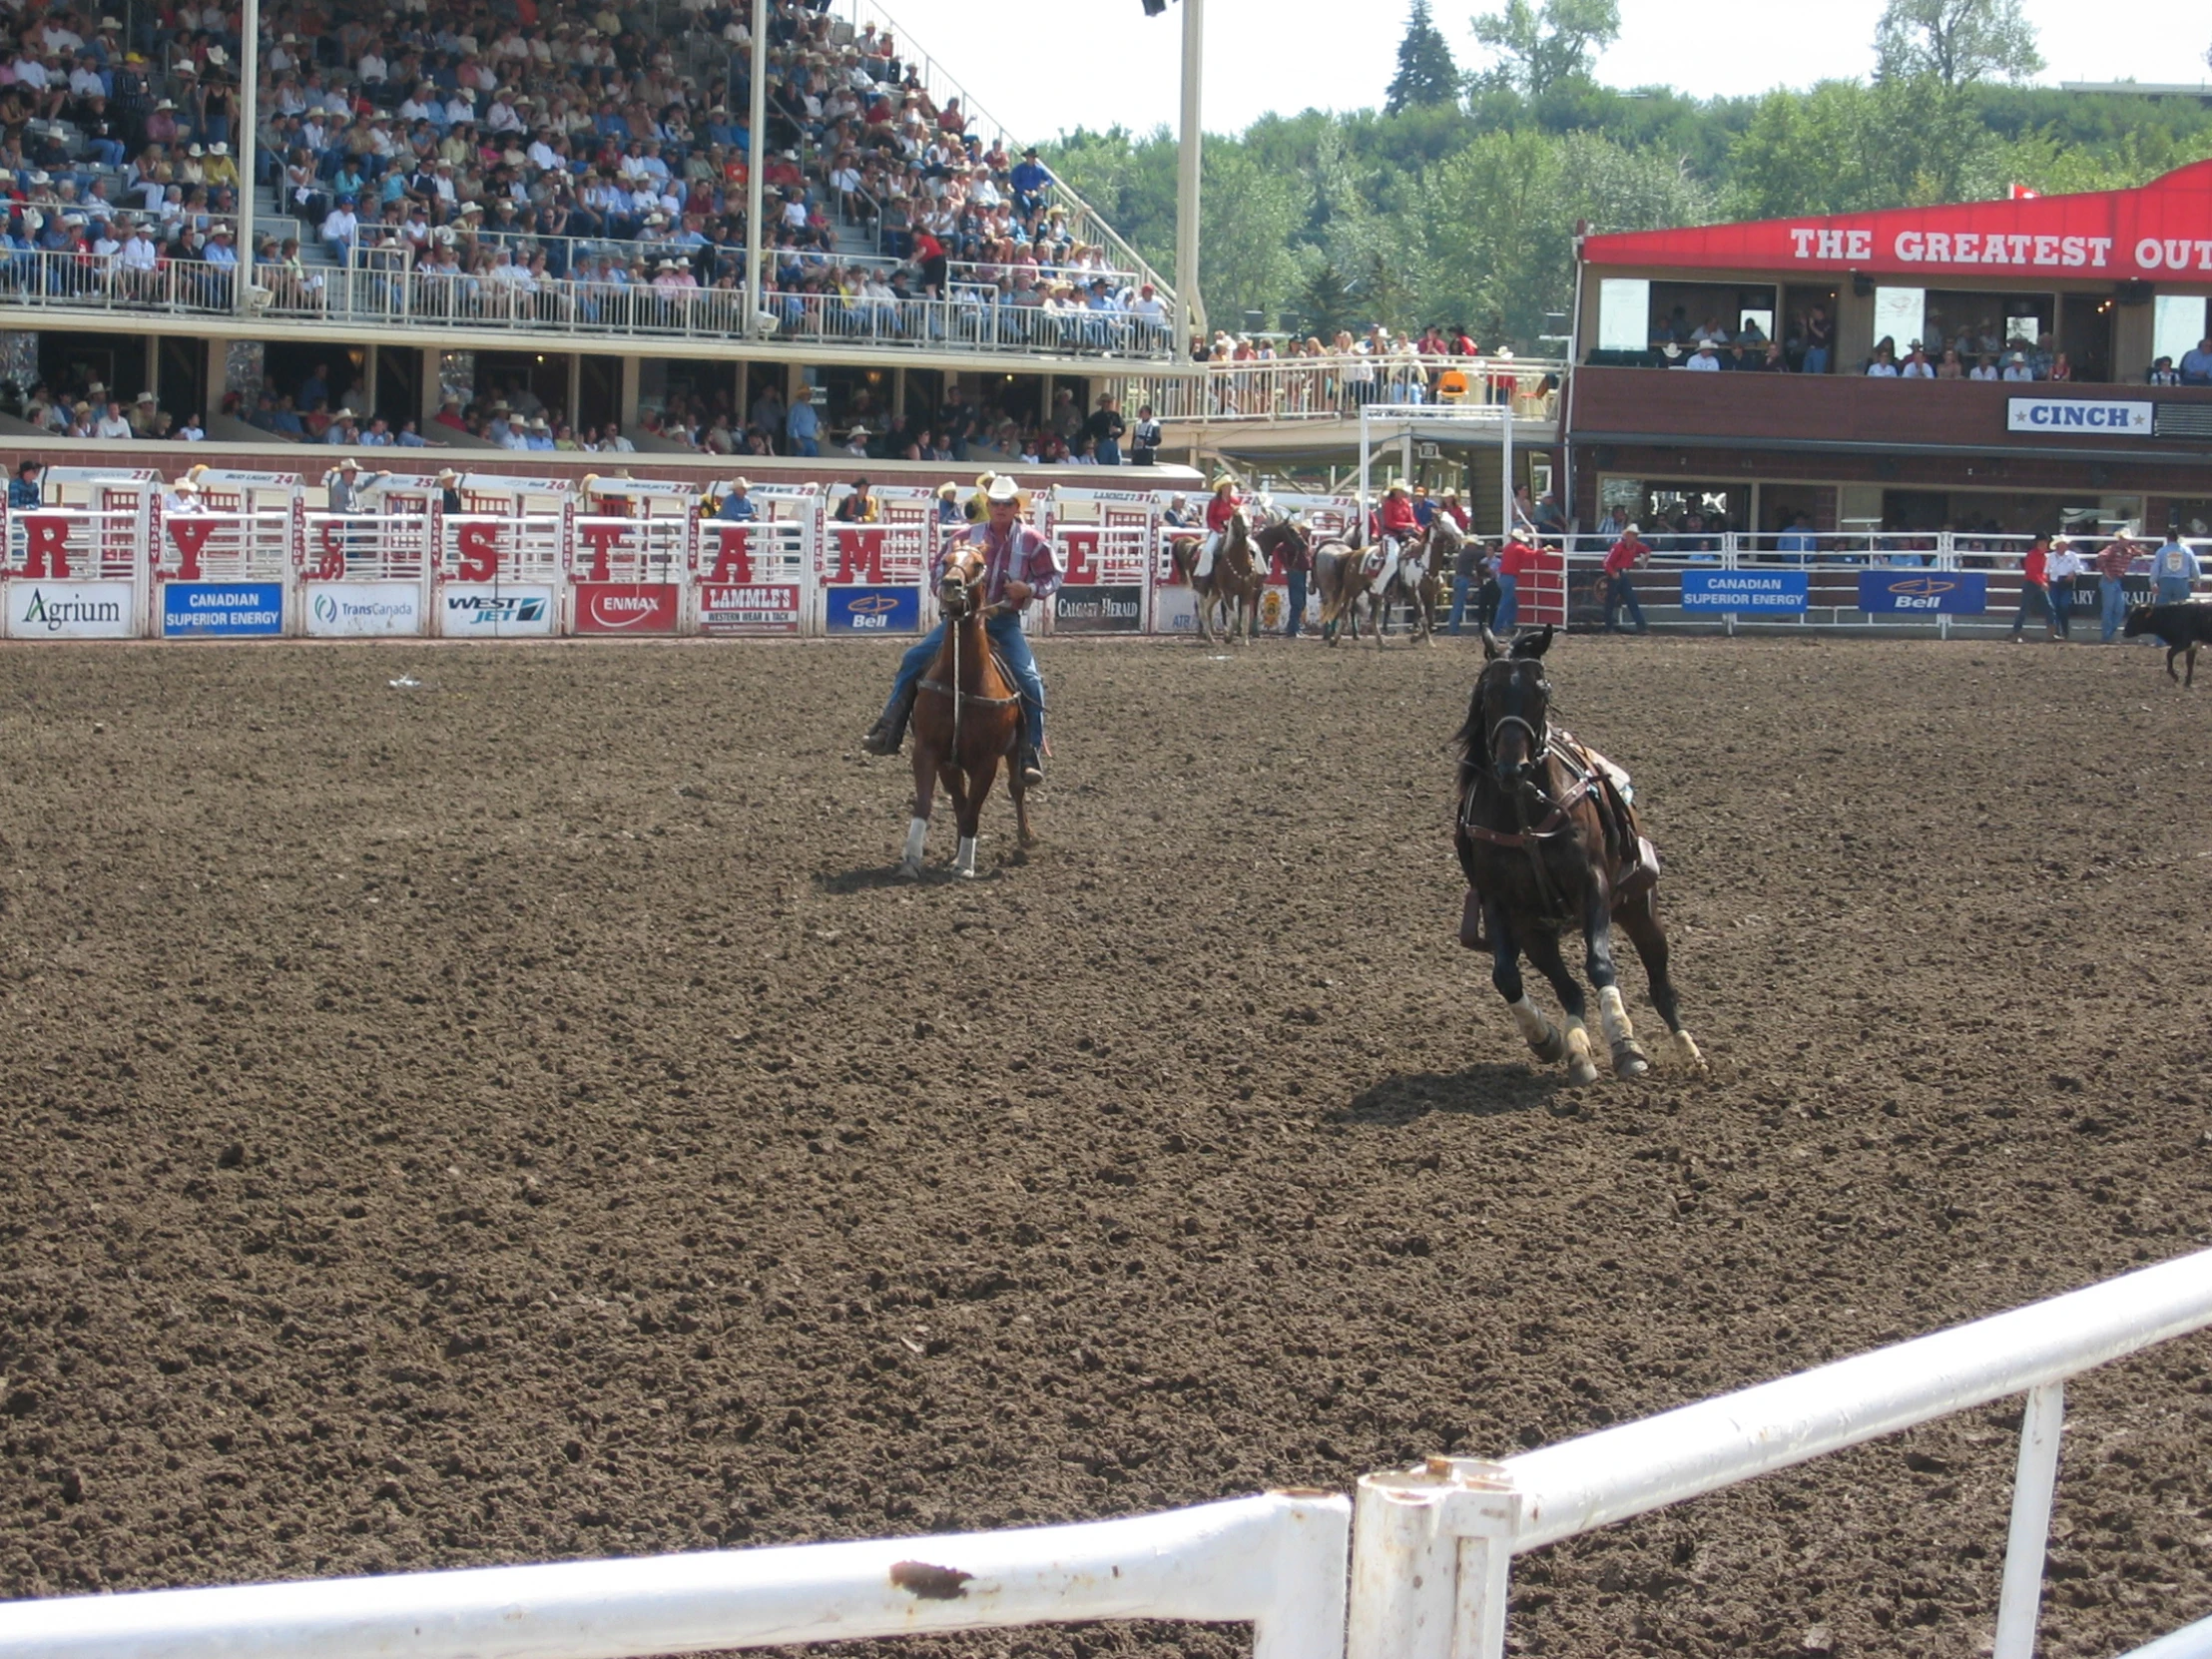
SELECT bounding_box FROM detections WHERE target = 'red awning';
[1583,161,2212,282]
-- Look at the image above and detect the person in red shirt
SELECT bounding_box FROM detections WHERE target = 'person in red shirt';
[1603,523,1650,635]
[1438,487,1470,530]
[1493,531,1534,632]
[2009,533,2053,642]
[1195,472,1243,578]
[1375,477,1421,590]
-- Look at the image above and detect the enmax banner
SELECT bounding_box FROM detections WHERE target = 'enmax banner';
[1679,570,1810,612]
[1857,571,1990,615]
[162,582,283,638]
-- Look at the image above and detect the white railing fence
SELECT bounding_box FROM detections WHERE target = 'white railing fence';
[1114,354,1569,424]
[0,1493,1348,1659]
[7,1253,2212,1658]
[1347,1246,2212,1659]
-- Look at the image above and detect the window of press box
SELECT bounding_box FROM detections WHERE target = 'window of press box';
[1589,279,1777,362]
[1912,290,2056,365]
[2154,295,2207,367]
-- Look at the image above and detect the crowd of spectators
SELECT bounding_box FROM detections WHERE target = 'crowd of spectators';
[0,1,245,293]
[245,0,1172,344]
[1185,323,1557,419]
[1649,304,2102,382]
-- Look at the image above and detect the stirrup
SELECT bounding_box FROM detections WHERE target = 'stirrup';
[1020,746,1044,785]
[860,718,903,757]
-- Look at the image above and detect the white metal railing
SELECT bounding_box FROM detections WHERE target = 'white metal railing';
[0,1493,1347,1659]
[0,247,240,314]
[1112,354,1568,424]
[1553,530,2205,636]
[1348,1247,2212,1659]
[239,263,1181,358]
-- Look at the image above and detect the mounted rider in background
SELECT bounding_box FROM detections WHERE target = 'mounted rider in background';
[1373,477,1421,592]
[862,475,1060,784]
[1194,473,1243,579]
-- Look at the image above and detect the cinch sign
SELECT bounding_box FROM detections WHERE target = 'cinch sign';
[2006,398,2151,434]
[1857,571,1989,615]
[1679,571,1810,612]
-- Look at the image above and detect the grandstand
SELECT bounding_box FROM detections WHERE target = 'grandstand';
[0,0,1179,454]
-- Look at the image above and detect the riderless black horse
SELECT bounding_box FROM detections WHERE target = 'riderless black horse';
[1452,626,1705,1084]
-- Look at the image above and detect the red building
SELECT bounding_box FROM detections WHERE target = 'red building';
[1564,162,2212,544]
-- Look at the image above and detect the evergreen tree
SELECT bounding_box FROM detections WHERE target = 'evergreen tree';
[1386,0,1460,116]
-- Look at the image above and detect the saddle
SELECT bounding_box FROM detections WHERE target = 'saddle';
[1456,735,1660,950]
[918,648,1024,711]
[1361,550,1386,579]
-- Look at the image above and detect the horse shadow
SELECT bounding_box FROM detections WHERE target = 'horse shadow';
[1333,1062,1567,1127]
[813,864,1009,894]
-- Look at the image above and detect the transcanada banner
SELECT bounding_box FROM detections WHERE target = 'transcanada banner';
[2006,398,2152,434]
[307,582,423,638]
[1679,571,1810,612]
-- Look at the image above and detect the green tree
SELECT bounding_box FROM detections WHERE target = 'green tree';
[1386,0,1460,115]
[1470,0,1619,98]
[1875,0,2043,88]
[1197,146,1315,328]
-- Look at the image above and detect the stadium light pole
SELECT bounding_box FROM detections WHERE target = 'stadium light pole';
[236,2,257,318]
[742,0,767,338]
[1173,0,1206,350]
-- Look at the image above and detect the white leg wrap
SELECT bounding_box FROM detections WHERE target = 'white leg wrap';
[901,817,928,870]
[1507,996,1551,1048]
[953,834,978,876]
[1597,984,1635,1048]
[1564,1019,1598,1081]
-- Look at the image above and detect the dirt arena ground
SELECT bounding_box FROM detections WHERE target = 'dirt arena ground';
[2,630,2210,1659]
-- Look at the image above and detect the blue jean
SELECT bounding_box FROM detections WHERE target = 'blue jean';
[888,610,1043,751]
[788,434,819,457]
[1094,439,1120,466]
[1285,567,1309,634]
[2049,578,2073,637]
[1448,573,1470,634]
[1605,573,1647,632]
[1493,573,1519,633]
[1804,346,1830,374]
[2099,575,2127,641]
[2157,577,2193,606]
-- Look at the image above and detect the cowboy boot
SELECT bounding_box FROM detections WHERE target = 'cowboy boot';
[860,686,915,756]
[1019,741,1044,786]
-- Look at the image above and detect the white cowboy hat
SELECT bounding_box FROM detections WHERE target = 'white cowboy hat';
[730,477,751,492]
[434,467,459,483]
[985,475,1020,503]
[1385,478,1409,493]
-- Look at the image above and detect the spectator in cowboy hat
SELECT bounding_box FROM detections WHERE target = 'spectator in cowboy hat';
[832,476,879,523]
[435,468,463,514]
[715,477,757,522]
[839,424,870,458]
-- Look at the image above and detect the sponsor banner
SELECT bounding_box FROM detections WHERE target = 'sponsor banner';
[306,581,423,638]
[1680,570,1811,612]
[1052,583,1145,634]
[826,585,921,633]
[6,580,136,639]
[162,580,283,638]
[574,582,680,635]
[442,582,556,637]
[1583,165,2212,281]
[2006,398,2152,434]
[1857,570,1990,615]
[1152,585,1200,635]
[701,582,803,636]
[2063,575,2158,612]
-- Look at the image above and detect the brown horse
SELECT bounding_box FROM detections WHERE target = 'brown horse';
[1316,522,1435,648]
[1169,507,1264,644]
[1452,626,1704,1084]
[900,545,1033,879]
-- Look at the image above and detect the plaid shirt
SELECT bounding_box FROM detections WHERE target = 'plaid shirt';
[2093,539,2133,582]
[6,478,39,509]
[965,518,1061,612]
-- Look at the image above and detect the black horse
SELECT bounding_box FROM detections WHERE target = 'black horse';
[1451,626,1705,1084]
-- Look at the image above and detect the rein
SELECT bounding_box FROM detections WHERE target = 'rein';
[918,589,1021,741]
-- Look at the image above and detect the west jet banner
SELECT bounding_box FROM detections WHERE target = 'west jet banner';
[1584,160,2212,280]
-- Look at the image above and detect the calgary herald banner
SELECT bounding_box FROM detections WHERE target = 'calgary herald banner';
[1583,160,2212,281]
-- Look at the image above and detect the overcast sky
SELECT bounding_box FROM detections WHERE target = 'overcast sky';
[874,0,2210,145]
